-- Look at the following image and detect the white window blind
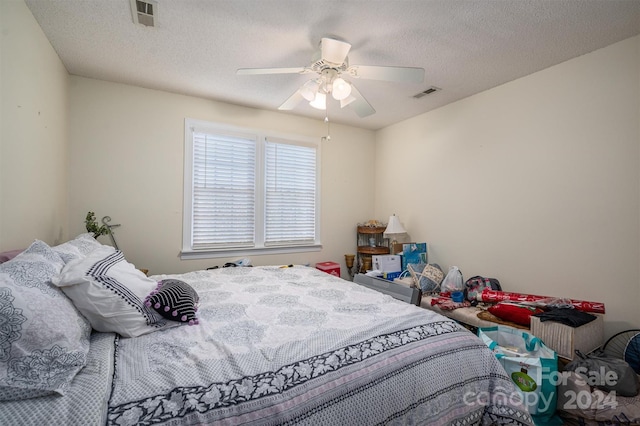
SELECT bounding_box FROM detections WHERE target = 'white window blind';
[265,139,317,245]
[192,131,256,249]
[183,119,321,258]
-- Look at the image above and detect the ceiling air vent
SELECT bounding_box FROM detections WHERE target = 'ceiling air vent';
[413,86,441,99]
[130,0,157,27]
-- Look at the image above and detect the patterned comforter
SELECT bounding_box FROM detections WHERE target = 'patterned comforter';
[2,266,534,425]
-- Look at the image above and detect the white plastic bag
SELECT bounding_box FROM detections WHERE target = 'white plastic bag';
[441,266,464,292]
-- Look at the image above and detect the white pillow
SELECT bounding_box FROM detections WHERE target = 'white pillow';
[52,233,104,264]
[0,240,91,401]
[52,246,173,337]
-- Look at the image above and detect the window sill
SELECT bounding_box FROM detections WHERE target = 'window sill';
[180,244,322,260]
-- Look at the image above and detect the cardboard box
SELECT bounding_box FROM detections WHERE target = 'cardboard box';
[372,255,401,273]
[530,314,604,360]
[391,242,411,255]
[315,261,340,277]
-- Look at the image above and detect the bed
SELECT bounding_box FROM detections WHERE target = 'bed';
[0,235,534,425]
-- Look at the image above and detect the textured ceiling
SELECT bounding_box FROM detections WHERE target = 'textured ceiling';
[24,0,640,130]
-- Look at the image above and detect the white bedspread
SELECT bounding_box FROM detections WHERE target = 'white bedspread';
[1,266,534,426]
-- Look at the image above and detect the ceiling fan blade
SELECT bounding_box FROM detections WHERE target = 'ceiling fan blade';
[237,67,309,75]
[344,84,375,118]
[347,65,425,83]
[278,90,305,110]
[321,38,351,65]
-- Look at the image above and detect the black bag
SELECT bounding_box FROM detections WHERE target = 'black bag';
[464,276,502,303]
[564,350,639,397]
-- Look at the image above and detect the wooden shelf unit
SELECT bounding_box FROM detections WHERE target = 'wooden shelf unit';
[356,225,389,272]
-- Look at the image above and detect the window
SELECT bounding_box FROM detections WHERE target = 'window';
[182,119,321,259]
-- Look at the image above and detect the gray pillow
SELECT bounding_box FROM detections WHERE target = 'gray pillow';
[0,240,91,401]
[52,233,104,264]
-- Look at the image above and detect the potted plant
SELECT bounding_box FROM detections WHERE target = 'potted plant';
[85,211,109,238]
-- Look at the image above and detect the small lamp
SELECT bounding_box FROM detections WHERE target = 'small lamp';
[384,214,406,254]
[344,254,356,279]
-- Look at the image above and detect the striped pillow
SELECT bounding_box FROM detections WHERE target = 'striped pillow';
[145,279,199,325]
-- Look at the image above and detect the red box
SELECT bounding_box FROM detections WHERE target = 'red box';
[315,261,340,277]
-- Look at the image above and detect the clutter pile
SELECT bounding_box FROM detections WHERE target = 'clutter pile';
[406,262,605,328]
[403,262,640,426]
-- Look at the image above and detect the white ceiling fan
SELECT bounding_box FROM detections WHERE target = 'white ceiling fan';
[237,37,425,118]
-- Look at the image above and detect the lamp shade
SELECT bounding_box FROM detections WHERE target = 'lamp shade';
[384,214,406,236]
[309,92,326,110]
[331,77,352,100]
[300,80,320,102]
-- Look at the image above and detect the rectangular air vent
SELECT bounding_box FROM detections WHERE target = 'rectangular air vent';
[413,86,441,99]
[130,0,157,27]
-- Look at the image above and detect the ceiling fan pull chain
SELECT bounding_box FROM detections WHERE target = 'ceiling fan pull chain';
[323,103,331,141]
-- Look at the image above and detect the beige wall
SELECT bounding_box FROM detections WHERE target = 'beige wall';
[0,0,70,249]
[375,36,640,338]
[68,77,376,275]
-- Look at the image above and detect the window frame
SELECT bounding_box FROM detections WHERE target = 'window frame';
[181,118,322,260]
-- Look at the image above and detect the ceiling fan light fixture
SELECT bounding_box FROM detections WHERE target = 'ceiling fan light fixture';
[340,95,356,108]
[300,80,320,102]
[237,36,424,121]
[309,92,326,110]
[321,37,351,65]
[331,77,352,100]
